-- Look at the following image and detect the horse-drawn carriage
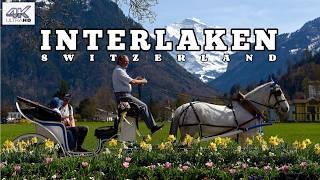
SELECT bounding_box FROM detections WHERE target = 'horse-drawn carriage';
[13,81,290,155]
[14,96,141,156]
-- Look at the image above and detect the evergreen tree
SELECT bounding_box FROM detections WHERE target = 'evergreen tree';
[54,80,69,98]
[77,97,97,120]
[175,93,191,107]
[93,86,116,112]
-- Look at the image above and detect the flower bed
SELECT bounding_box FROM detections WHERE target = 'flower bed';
[1,135,320,179]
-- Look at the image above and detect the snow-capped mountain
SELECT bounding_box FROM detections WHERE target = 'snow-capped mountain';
[210,17,320,93]
[164,18,233,82]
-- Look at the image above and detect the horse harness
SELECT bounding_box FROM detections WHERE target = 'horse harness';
[176,92,269,140]
[248,84,287,111]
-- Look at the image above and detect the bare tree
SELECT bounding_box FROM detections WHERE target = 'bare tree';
[113,0,158,23]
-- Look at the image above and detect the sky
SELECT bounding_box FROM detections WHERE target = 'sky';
[134,0,320,34]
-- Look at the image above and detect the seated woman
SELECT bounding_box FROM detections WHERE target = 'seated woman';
[59,94,88,152]
[49,96,88,152]
[49,97,76,151]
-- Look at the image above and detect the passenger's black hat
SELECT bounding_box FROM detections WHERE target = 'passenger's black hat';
[63,93,72,100]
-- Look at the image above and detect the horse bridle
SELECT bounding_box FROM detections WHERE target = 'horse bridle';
[247,85,286,110]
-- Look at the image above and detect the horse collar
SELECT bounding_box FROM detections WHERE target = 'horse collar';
[235,92,266,120]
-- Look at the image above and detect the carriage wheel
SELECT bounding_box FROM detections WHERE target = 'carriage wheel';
[13,133,47,144]
[13,133,65,156]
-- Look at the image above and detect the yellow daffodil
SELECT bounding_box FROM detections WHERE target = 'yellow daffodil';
[214,137,230,148]
[3,140,15,151]
[31,137,38,144]
[144,135,152,143]
[158,141,173,151]
[17,141,28,152]
[246,137,253,145]
[195,137,201,144]
[140,141,152,152]
[167,135,176,143]
[26,140,31,147]
[220,142,228,149]
[224,137,230,144]
[303,139,312,146]
[293,141,299,149]
[108,138,118,147]
[159,143,166,151]
[255,134,264,143]
[268,136,283,146]
[44,139,54,150]
[293,140,309,150]
[314,144,320,154]
[214,137,223,144]
[183,134,193,147]
[299,142,307,150]
[209,142,217,152]
[165,141,173,150]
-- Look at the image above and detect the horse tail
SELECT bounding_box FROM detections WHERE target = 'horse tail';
[169,108,180,138]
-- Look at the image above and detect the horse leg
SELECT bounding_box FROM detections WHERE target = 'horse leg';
[180,127,197,142]
[238,130,257,146]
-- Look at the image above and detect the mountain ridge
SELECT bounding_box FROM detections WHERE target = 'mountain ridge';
[1,0,216,108]
[209,16,320,93]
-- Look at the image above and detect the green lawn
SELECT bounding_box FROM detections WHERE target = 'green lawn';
[0,121,172,150]
[264,122,320,143]
[1,122,320,151]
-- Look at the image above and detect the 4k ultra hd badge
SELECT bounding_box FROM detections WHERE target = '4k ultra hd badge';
[2,2,35,25]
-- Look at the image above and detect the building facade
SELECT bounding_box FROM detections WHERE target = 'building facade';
[290,81,320,122]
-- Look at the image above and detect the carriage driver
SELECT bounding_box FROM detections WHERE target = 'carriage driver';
[112,55,163,134]
[60,94,88,152]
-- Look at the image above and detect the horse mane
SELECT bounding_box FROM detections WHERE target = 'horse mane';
[245,81,274,98]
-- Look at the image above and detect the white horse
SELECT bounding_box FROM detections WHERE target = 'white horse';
[169,81,290,143]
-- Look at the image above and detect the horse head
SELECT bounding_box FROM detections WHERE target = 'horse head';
[245,81,290,116]
[268,82,290,114]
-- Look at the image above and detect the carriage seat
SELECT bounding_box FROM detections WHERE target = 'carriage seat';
[94,126,118,139]
[116,99,141,142]
[117,99,141,118]
[94,100,141,141]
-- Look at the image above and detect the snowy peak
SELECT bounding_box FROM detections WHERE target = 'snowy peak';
[181,18,206,26]
[164,18,233,82]
[170,18,208,28]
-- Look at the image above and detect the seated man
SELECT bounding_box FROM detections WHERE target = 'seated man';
[112,55,163,134]
[60,94,88,152]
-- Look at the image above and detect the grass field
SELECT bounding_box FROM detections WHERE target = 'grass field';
[1,122,320,151]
